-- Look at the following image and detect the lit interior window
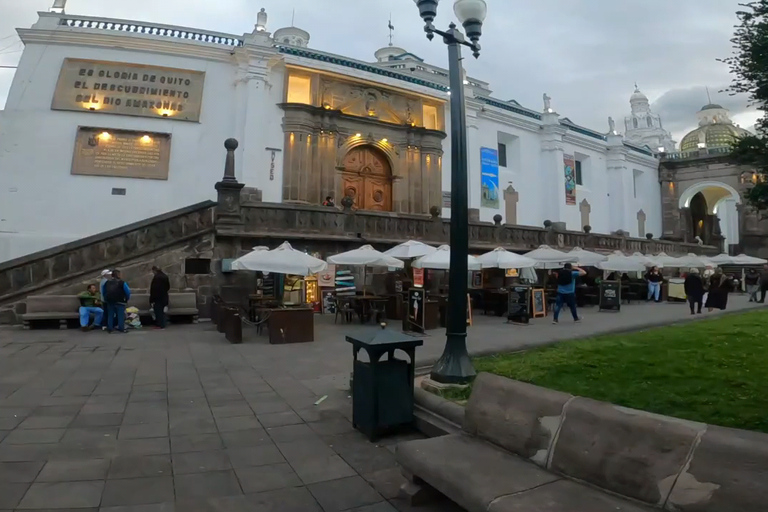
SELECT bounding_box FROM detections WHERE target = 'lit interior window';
[423,104,438,130]
[287,75,312,105]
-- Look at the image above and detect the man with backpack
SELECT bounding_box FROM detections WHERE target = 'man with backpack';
[552,263,586,324]
[103,269,131,333]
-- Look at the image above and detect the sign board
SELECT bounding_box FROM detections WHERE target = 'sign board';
[413,268,425,288]
[563,154,577,205]
[599,281,621,311]
[408,288,425,333]
[71,127,171,180]
[52,58,206,122]
[317,265,336,288]
[531,289,546,318]
[505,268,519,278]
[507,285,531,324]
[442,191,451,208]
[321,290,336,314]
[468,271,483,289]
[480,147,500,208]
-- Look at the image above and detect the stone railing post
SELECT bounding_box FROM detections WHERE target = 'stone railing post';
[214,138,245,227]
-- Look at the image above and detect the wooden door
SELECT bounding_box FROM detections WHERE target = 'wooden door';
[341,146,392,211]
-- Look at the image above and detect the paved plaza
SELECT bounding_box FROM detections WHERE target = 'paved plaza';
[0,296,760,511]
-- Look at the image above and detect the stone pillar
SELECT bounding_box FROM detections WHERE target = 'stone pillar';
[579,199,591,230]
[679,207,692,243]
[637,210,646,238]
[540,111,568,224]
[466,111,482,212]
[504,185,519,225]
[215,139,245,227]
[605,133,630,233]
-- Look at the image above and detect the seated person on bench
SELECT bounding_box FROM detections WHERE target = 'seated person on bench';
[77,284,104,331]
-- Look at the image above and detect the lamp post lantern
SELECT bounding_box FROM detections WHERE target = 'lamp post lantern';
[413,0,487,384]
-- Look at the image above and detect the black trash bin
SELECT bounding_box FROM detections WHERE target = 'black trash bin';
[345,323,424,442]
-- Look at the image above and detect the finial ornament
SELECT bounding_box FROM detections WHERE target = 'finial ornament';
[50,0,66,12]
[608,116,616,134]
[543,93,552,113]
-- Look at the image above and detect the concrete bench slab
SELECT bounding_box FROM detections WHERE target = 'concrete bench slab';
[396,433,559,512]
[488,478,655,512]
[550,396,704,507]
[464,372,572,467]
[667,425,768,512]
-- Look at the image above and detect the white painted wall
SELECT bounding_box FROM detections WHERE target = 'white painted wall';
[0,41,239,262]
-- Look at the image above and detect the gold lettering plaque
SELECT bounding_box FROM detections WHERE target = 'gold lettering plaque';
[72,127,172,180]
[52,59,205,122]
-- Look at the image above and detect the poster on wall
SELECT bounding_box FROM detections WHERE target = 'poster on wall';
[480,147,500,208]
[413,268,425,288]
[563,154,577,205]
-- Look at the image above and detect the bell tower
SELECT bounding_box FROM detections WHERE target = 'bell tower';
[623,85,676,154]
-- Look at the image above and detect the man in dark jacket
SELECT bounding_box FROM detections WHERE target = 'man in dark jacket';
[684,268,705,315]
[103,269,131,333]
[149,266,171,329]
[759,265,768,303]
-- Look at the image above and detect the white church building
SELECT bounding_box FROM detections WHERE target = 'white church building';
[0,6,666,263]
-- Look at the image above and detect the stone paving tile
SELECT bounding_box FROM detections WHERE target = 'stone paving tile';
[235,463,302,494]
[362,468,406,500]
[307,475,384,511]
[101,476,175,507]
[290,453,358,485]
[246,487,323,512]
[70,413,124,428]
[118,423,168,440]
[219,428,271,448]
[2,428,65,445]
[114,438,169,457]
[325,433,399,474]
[174,470,243,499]
[256,411,303,428]
[17,480,104,509]
[17,415,75,430]
[266,424,316,443]
[225,445,285,469]
[170,433,223,454]
[0,443,53,462]
[0,461,44,482]
[100,504,175,512]
[36,459,109,482]
[172,450,232,474]
[214,415,261,433]
[0,482,29,509]
[347,503,399,512]
[108,455,172,479]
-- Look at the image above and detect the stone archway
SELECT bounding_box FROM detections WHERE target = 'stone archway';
[339,145,393,211]
[678,181,741,247]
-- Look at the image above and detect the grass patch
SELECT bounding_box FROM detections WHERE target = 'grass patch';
[445,310,768,433]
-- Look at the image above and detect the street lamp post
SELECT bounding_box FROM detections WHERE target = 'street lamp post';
[413,0,487,384]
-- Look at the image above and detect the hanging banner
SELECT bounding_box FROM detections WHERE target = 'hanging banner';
[480,147,500,209]
[564,154,577,205]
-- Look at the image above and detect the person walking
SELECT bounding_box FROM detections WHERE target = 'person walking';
[103,269,131,333]
[759,264,768,303]
[77,284,104,330]
[149,266,170,330]
[745,268,760,302]
[705,268,733,312]
[645,266,663,303]
[684,268,705,315]
[552,263,586,324]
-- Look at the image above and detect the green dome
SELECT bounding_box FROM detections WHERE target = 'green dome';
[680,123,749,152]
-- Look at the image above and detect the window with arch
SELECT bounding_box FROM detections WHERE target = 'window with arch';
[647,116,653,128]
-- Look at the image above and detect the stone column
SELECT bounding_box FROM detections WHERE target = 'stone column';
[215,139,245,227]
[606,133,630,233]
[466,111,482,212]
[579,199,591,230]
[540,111,568,224]
[504,185,519,225]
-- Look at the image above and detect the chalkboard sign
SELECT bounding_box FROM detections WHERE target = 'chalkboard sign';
[408,288,426,333]
[531,289,546,318]
[599,281,621,312]
[507,285,531,324]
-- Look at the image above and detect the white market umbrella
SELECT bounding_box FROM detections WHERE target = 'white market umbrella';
[598,251,646,272]
[328,245,404,269]
[477,247,537,269]
[568,247,608,266]
[383,240,437,259]
[653,252,685,269]
[413,245,482,271]
[231,241,327,276]
[230,246,269,271]
[523,245,578,269]
[708,253,737,265]
[677,253,715,269]
[732,253,768,265]
[632,252,655,267]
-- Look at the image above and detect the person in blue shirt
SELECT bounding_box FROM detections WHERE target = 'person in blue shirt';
[552,263,586,324]
[102,269,131,333]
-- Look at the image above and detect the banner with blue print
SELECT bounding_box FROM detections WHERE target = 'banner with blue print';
[480,147,500,209]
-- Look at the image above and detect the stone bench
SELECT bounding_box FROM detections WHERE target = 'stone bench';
[398,372,768,512]
[21,292,198,328]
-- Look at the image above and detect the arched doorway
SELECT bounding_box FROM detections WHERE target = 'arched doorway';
[340,145,393,211]
[690,192,709,240]
[679,181,742,247]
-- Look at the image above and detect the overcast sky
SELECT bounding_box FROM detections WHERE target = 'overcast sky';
[0,0,758,144]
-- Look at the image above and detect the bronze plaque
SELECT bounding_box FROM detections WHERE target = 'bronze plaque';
[52,58,205,122]
[72,127,172,180]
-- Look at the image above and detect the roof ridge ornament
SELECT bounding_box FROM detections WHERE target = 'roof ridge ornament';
[50,0,66,13]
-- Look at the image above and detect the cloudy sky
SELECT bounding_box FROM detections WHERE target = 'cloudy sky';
[0,0,759,144]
